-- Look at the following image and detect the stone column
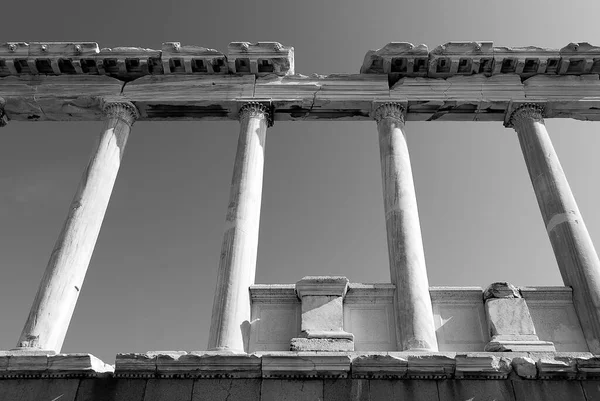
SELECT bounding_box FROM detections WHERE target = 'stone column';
[0,97,8,127]
[208,102,271,352]
[16,101,139,353]
[509,103,600,354]
[374,102,438,351]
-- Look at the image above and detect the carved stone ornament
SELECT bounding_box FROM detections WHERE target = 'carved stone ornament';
[373,102,406,125]
[102,102,140,127]
[239,102,273,127]
[507,103,545,129]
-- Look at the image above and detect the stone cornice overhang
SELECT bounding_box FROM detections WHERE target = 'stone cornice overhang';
[0,41,599,122]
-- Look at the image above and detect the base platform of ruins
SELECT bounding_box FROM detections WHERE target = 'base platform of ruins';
[2,40,600,400]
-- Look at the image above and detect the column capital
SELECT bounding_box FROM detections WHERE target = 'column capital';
[239,102,273,127]
[102,101,139,127]
[506,103,545,129]
[0,97,7,127]
[373,102,406,125]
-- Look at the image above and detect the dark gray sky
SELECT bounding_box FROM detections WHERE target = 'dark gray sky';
[1,0,599,363]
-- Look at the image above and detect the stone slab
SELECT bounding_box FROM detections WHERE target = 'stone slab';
[192,379,261,401]
[261,379,323,401]
[0,378,81,401]
[369,379,438,401]
[581,381,600,401]
[323,379,369,401]
[290,338,354,352]
[143,378,193,401]
[512,380,587,401]
[438,380,516,401]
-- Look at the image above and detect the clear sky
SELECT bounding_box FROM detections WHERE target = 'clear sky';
[0,0,599,363]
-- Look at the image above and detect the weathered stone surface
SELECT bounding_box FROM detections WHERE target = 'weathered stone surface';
[192,379,261,401]
[512,380,587,401]
[438,380,516,401]
[323,379,369,401]
[261,354,351,378]
[485,296,555,352]
[173,352,262,378]
[484,282,521,300]
[261,379,323,401]
[455,353,511,379]
[581,381,600,401]
[536,356,577,379]
[48,353,114,375]
[0,378,81,401]
[290,338,353,352]
[144,378,193,401]
[511,356,537,378]
[351,354,407,379]
[370,379,438,401]
[406,353,455,378]
[115,353,156,377]
[577,356,600,378]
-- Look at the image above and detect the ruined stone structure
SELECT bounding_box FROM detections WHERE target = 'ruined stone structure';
[1,40,600,400]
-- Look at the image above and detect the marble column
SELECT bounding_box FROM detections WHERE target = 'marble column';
[0,97,8,127]
[16,101,139,353]
[208,102,271,352]
[374,102,438,351]
[510,103,600,354]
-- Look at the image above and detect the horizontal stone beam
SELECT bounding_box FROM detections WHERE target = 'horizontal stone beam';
[1,73,599,122]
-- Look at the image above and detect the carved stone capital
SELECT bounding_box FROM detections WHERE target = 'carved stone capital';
[102,101,139,127]
[507,103,545,129]
[373,102,405,125]
[239,102,273,127]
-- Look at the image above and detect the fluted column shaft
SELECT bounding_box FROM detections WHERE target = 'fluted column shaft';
[511,103,600,353]
[208,102,270,352]
[374,103,438,351]
[17,101,138,353]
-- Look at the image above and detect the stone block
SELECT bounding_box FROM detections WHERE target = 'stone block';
[438,380,516,401]
[511,356,537,379]
[577,356,600,378]
[512,380,587,401]
[192,379,261,401]
[290,338,353,352]
[75,377,120,401]
[0,378,81,401]
[6,354,49,375]
[323,379,369,401]
[261,379,323,401]
[262,354,351,378]
[454,353,511,379]
[48,353,114,376]
[406,353,456,379]
[484,282,521,300]
[180,352,261,378]
[581,381,600,401]
[370,380,438,401]
[536,356,577,379]
[144,378,194,401]
[351,354,407,379]
[115,353,156,378]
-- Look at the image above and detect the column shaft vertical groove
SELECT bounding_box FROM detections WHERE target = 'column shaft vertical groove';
[374,103,438,351]
[511,103,600,353]
[17,101,138,352]
[208,103,270,352]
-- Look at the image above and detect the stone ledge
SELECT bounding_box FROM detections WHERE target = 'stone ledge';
[0,353,113,378]
[5,351,600,380]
